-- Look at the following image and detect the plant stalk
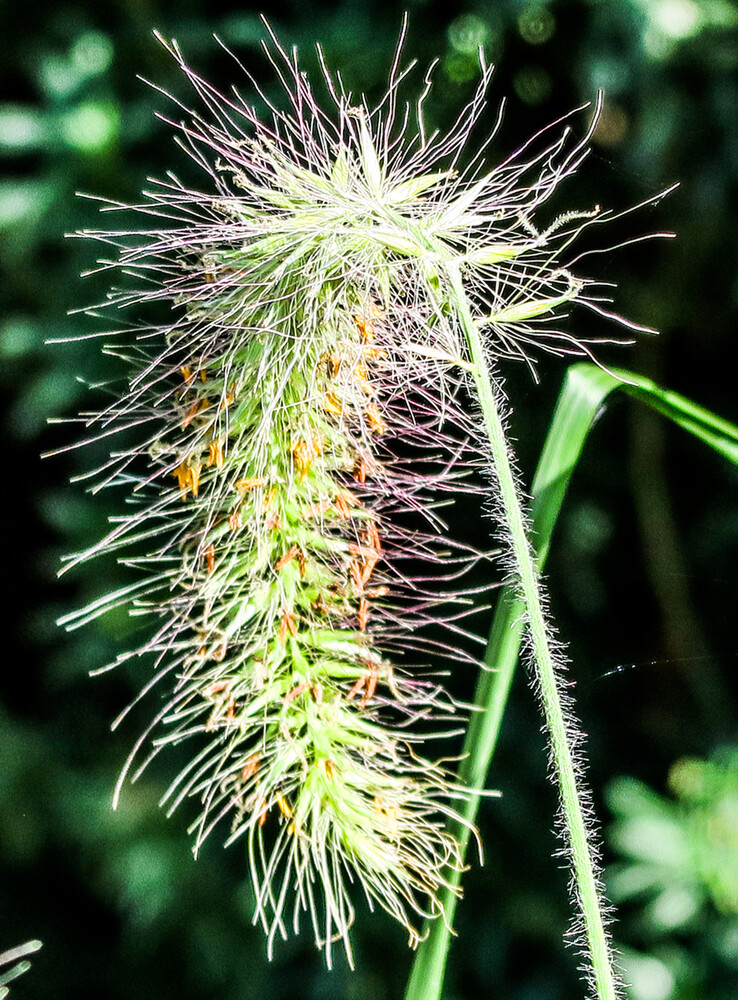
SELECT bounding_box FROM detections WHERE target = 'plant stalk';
[404,587,522,1000]
[446,267,618,1000]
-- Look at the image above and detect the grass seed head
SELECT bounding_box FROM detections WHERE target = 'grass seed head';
[61,19,658,963]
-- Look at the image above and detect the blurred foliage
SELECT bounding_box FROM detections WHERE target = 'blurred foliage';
[607,747,738,1000]
[1,1,736,999]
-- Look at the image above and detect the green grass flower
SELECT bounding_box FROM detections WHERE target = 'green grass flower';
[61,21,661,978]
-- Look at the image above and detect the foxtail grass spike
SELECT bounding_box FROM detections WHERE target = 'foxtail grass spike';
[60,20,663,983]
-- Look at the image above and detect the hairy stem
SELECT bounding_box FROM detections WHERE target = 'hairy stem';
[447,266,620,1000]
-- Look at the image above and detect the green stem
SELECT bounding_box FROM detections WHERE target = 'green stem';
[408,269,620,1000]
[404,589,522,999]
[451,267,618,1000]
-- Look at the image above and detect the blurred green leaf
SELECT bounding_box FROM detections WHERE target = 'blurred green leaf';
[0,317,37,359]
[0,180,55,229]
[0,107,48,153]
[60,100,119,154]
[607,748,738,997]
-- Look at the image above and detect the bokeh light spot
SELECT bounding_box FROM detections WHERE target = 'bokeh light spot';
[0,107,46,152]
[70,31,114,78]
[518,5,556,45]
[653,0,700,39]
[443,51,482,84]
[447,13,491,55]
[61,102,118,153]
[513,65,552,104]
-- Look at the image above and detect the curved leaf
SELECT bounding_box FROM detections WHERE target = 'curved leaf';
[405,362,738,1000]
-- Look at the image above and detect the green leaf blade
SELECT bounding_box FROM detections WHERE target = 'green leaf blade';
[406,361,738,1000]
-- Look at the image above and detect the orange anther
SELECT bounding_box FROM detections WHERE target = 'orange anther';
[207,439,224,469]
[340,488,361,509]
[352,361,374,395]
[346,676,364,701]
[358,597,369,632]
[278,610,298,644]
[364,520,381,551]
[257,799,269,826]
[275,545,300,571]
[361,558,378,587]
[318,352,341,378]
[173,462,191,497]
[363,345,387,359]
[360,669,378,707]
[353,452,374,483]
[204,543,215,575]
[179,365,194,384]
[241,756,259,782]
[182,397,209,429]
[220,382,237,410]
[347,542,379,585]
[285,681,310,703]
[365,403,387,435]
[348,542,374,560]
[302,498,332,520]
[349,560,364,590]
[354,313,374,342]
[204,680,229,698]
[262,487,276,512]
[228,506,242,532]
[346,662,380,707]
[334,494,351,519]
[235,477,265,495]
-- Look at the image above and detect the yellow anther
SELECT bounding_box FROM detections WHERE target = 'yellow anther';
[322,391,343,416]
[276,792,293,819]
[182,397,209,429]
[189,462,202,496]
[235,477,265,495]
[207,439,224,469]
[172,460,202,499]
[292,430,322,481]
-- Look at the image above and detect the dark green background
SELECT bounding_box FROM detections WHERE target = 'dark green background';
[1,1,737,998]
